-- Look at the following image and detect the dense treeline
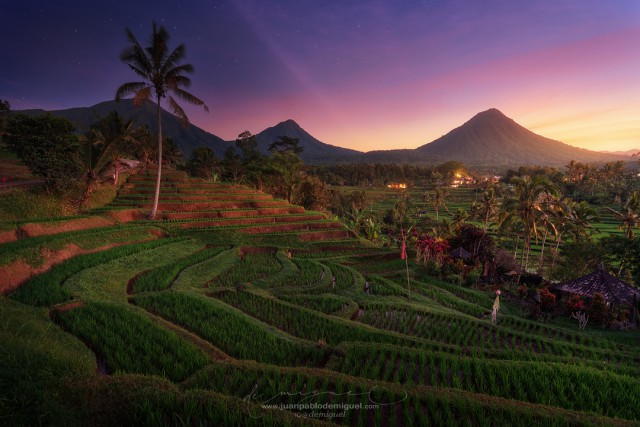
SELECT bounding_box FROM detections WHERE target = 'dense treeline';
[308,161,466,187]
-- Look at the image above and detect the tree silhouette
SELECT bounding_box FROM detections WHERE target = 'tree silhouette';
[81,111,137,207]
[116,22,208,220]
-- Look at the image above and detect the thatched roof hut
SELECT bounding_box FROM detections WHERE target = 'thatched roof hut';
[554,266,640,305]
[450,247,471,259]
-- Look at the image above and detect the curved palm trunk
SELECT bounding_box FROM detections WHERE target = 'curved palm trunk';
[551,232,563,271]
[81,171,97,209]
[149,97,162,220]
[538,229,548,272]
[520,234,530,272]
[113,159,120,186]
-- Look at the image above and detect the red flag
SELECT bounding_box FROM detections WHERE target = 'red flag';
[400,240,407,260]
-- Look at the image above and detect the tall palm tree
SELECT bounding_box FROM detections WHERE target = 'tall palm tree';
[499,176,559,271]
[606,191,640,239]
[535,200,558,272]
[115,22,208,220]
[425,188,450,220]
[549,198,599,270]
[472,182,502,231]
[452,208,469,230]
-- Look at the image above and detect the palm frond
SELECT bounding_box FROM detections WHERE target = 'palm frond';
[168,97,189,125]
[126,63,151,80]
[115,82,148,100]
[171,75,193,89]
[161,45,187,73]
[133,87,152,106]
[148,23,170,70]
[171,88,208,111]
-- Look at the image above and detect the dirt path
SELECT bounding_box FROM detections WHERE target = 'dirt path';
[19,216,117,238]
[0,229,17,243]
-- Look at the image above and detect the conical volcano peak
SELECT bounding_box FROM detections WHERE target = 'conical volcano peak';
[278,119,302,129]
[469,108,509,121]
[412,108,619,166]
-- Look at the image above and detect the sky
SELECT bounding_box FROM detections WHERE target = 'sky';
[2,0,639,153]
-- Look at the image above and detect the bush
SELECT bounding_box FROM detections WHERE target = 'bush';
[425,259,441,277]
[464,268,481,287]
[517,285,528,299]
[588,292,608,326]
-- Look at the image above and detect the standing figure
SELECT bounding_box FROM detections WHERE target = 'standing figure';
[491,290,501,323]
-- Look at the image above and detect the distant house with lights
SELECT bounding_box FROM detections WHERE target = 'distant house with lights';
[450,175,474,188]
[387,182,407,189]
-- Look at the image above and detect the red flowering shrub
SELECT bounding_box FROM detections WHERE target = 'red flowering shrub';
[566,294,586,312]
[538,287,556,312]
[416,233,450,267]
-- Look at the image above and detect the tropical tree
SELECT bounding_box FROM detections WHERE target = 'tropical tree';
[131,125,155,171]
[550,198,599,270]
[452,208,469,229]
[267,136,304,203]
[425,188,449,220]
[236,131,268,189]
[160,136,184,166]
[5,114,82,192]
[471,182,502,230]
[345,209,380,242]
[222,147,244,183]
[297,175,331,211]
[115,22,208,220]
[535,200,558,273]
[499,176,559,271]
[600,236,640,284]
[602,161,626,204]
[187,147,218,179]
[606,191,640,239]
[81,111,137,206]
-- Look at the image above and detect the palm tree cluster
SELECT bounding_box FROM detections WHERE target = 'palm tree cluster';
[445,176,615,276]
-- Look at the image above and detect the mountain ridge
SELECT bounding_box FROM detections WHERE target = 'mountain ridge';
[15,99,232,158]
[12,102,626,167]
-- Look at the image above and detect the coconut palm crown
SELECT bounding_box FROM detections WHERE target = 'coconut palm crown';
[115,22,208,220]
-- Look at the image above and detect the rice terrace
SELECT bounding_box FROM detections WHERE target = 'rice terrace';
[1,161,640,426]
[2,3,640,426]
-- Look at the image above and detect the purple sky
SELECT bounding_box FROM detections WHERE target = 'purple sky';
[2,0,639,152]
